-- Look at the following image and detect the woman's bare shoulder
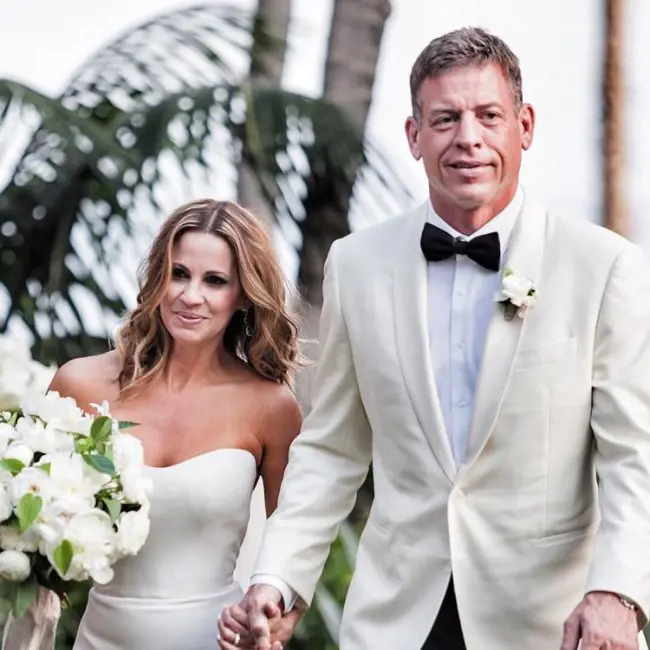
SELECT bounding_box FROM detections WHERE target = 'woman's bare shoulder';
[49,351,121,408]
[254,380,303,447]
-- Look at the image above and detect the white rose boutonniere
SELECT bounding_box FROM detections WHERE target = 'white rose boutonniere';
[495,267,537,320]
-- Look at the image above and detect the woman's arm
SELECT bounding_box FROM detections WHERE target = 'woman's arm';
[258,386,302,517]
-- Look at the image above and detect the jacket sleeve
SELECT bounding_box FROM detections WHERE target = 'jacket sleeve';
[252,239,373,605]
[586,243,650,626]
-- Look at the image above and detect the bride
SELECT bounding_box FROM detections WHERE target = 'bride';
[48,199,303,649]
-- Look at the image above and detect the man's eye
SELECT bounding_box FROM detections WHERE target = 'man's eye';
[435,116,455,125]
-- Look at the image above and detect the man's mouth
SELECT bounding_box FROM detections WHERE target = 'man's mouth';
[448,161,487,169]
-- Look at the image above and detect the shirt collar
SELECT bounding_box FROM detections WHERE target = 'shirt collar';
[427,185,524,255]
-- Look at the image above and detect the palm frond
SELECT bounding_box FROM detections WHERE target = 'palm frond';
[60,3,255,113]
[0,5,259,359]
[0,3,410,365]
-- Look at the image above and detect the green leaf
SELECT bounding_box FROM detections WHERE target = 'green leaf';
[90,416,113,442]
[118,420,139,430]
[102,498,121,521]
[53,539,74,576]
[38,463,51,475]
[0,579,16,601]
[16,494,42,533]
[7,412,18,427]
[11,572,38,618]
[74,437,94,454]
[0,459,25,476]
[83,453,115,476]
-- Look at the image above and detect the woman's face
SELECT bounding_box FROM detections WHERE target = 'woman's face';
[159,231,246,346]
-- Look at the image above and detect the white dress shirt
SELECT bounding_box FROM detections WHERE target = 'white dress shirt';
[251,187,525,608]
[427,187,523,465]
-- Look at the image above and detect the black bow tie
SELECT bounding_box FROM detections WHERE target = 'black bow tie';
[420,223,501,272]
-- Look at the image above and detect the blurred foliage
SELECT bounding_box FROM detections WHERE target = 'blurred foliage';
[0,3,408,368]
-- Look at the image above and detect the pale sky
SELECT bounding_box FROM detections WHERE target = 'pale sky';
[0,0,649,253]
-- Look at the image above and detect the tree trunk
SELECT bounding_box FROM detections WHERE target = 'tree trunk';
[295,0,391,409]
[322,0,392,133]
[298,0,391,306]
[603,0,626,235]
[237,0,292,230]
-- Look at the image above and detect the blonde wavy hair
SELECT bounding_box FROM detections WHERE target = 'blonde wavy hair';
[114,199,301,397]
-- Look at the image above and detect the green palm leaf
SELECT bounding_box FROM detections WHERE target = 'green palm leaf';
[0,3,409,367]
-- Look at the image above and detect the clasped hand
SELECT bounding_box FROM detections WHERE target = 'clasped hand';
[217,585,302,650]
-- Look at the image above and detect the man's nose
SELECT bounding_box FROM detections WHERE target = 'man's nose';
[454,113,482,150]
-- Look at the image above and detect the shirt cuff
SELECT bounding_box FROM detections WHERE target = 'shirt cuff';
[250,574,297,612]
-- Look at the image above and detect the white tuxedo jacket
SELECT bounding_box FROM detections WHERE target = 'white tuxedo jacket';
[254,197,650,649]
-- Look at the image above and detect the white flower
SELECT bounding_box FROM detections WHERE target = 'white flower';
[46,453,97,498]
[111,433,151,504]
[112,433,144,474]
[20,391,90,436]
[115,507,150,556]
[36,503,69,554]
[47,509,116,583]
[0,423,16,455]
[495,268,537,318]
[4,441,34,467]
[34,453,111,560]
[0,549,31,582]
[90,401,112,418]
[11,466,54,507]
[0,524,40,552]
[0,470,13,522]
[119,465,152,505]
[0,496,11,524]
[80,554,114,584]
[15,416,75,455]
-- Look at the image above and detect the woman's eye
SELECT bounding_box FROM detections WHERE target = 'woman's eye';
[171,267,188,279]
[205,275,226,286]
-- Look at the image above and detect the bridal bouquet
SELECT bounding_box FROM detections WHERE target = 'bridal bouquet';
[0,391,152,618]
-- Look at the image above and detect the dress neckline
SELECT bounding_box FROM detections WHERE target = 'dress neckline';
[145,447,257,471]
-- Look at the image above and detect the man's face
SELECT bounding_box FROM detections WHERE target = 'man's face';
[405,63,534,214]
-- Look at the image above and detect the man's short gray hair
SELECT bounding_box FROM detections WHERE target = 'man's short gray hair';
[410,27,523,122]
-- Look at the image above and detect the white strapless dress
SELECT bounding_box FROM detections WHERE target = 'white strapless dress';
[73,449,262,650]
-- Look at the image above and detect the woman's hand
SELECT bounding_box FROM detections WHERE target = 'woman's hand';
[218,604,255,649]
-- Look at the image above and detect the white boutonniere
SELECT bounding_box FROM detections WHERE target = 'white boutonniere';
[495,267,537,320]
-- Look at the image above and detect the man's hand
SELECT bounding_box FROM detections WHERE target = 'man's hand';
[560,591,639,650]
[244,584,283,649]
[217,602,302,650]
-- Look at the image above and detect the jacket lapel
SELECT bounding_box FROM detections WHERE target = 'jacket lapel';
[393,202,456,482]
[461,197,547,472]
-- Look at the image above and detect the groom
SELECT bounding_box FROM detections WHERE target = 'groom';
[222,27,650,649]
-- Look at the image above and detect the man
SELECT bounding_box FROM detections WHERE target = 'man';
[219,27,650,649]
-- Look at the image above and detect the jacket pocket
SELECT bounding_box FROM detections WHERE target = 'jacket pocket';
[531,520,600,546]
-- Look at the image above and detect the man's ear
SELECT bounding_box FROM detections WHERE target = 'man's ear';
[405,116,422,161]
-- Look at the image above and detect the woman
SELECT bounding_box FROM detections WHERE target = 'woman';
[49,199,303,650]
